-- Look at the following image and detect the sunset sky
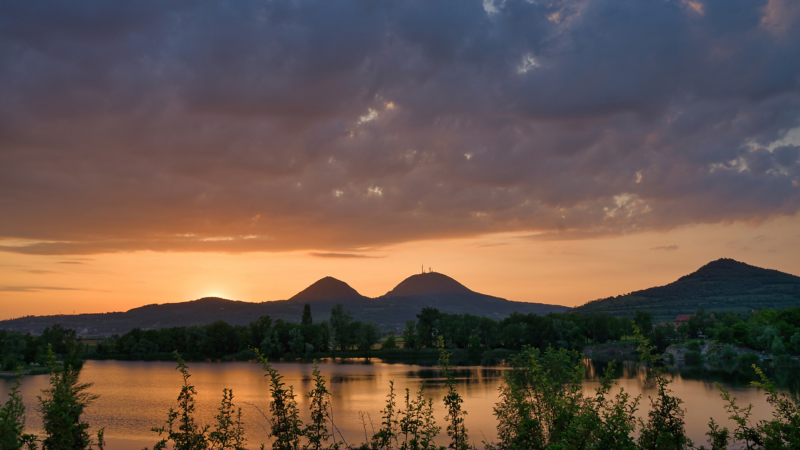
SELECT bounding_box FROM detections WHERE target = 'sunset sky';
[2,0,800,320]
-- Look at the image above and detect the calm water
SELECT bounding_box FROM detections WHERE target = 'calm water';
[0,359,789,449]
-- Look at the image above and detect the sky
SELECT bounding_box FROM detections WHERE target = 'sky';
[1,0,800,320]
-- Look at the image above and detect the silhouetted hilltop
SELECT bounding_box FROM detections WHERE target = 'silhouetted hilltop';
[289,276,366,302]
[385,272,473,297]
[0,271,567,335]
[576,258,800,321]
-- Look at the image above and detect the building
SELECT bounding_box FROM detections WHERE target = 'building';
[673,314,696,329]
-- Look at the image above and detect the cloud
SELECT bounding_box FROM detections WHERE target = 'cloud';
[55,261,87,265]
[0,286,83,292]
[0,1,799,255]
[309,252,383,259]
[26,270,58,274]
[650,245,679,251]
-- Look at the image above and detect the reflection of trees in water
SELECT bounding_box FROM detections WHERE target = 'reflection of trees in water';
[585,358,800,397]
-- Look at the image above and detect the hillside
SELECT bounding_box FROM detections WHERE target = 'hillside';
[385,272,473,297]
[288,276,366,302]
[576,258,800,321]
[0,273,568,335]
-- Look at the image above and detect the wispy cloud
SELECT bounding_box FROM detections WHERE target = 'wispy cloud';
[26,270,58,274]
[650,245,679,251]
[309,252,383,259]
[0,286,83,292]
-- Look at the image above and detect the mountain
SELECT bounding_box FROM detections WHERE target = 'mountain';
[385,272,473,297]
[0,272,568,335]
[289,276,366,302]
[575,258,800,321]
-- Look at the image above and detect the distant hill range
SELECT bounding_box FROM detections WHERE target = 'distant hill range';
[575,258,800,321]
[0,272,568,336]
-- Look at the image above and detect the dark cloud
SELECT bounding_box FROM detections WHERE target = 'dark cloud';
[650,245,679,251]
[1,0,800,255]
[309,252,383,259]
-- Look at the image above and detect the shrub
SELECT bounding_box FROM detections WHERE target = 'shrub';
[0,369,38,450]
[685,350,703,365]
[233,349,257,360]
[737,353,759,370]
[686,341,702,352]
[721,345,737,360]
[381,336,398,350]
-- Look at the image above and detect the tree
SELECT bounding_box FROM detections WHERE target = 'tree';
[2,333,26,370]
[416,308,441,349]
[38,346,104,450]
[301,304,313,326]
[358,322,381,357]
[0,369,38,450]
[402,321,418,350]
[382,336,398,350]
[329,304,352,353]
[304,361,338,450]
[258,353,303,450]
[289,328,306,355]
[439,339,468,450]
[633,311,653,335]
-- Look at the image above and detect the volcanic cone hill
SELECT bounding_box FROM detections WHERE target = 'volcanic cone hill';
[289,276,366,302]
[576,258,800,321]
[384,272,473,297]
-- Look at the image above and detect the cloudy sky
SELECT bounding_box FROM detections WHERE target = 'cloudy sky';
[2,0,800,319]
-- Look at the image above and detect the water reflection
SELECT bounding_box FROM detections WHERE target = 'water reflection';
[0,358,793,450]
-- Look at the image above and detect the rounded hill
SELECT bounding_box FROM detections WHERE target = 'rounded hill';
[384,272,474,297]
[289,276,365,302]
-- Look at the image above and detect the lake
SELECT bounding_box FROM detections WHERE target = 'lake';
[0,359,792,449]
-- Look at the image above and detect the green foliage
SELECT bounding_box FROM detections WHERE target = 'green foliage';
[330,304,353,352]
[701,366,800,449]
[703,418,729,450]
[634,311,653,334]
[490,345,640,450]
[720,345,737,360]
[38,345,103,450]
[398,383,439,450]
[302,304,313,326]
[0,369,38,450]
[684,350,703,365]
[150,352,210,450]
[635,327,693,450]
[381,336,398,350]
[738,353,760,370]
[685,341,701,352]
[439,339,468,450]
[371,381,398,450]
[357,322,381,357]
[714,326,735,344]
[148,353,249,450]
[209,389,246,450]
[402,321,417,350]
[258,352,303,450]
[304,361,339,450]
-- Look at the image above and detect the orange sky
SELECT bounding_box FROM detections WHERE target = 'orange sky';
[2,215,799,321]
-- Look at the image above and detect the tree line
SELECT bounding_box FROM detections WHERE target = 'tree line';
[3,305,799,367]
